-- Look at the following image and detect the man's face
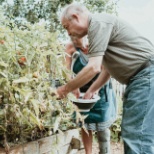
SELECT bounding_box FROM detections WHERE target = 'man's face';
[62,15,87,38]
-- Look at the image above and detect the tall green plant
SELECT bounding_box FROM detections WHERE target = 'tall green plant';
[0,16,79,149]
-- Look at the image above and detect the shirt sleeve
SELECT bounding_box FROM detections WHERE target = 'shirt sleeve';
[87,19,114,58]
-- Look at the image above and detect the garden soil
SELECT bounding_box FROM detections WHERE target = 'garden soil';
[77,142,124,154]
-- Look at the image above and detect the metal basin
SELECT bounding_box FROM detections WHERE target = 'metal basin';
[72,93,100,112]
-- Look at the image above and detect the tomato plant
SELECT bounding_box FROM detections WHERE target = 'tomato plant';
[18,57,27,65]
[0,20,79,149]
[0,40,4,44]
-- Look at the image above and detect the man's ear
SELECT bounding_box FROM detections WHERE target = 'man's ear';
[72,13,79,21]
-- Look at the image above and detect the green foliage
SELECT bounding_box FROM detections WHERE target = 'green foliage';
[0,16,79,149]
[0,0,118,33]
[110,116,122,142]
[110,95,123,142]
[82,0,118,14]
[0,0,122,145]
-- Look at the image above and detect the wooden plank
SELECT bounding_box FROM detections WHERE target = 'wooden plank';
[23,141,39,154]
[39,129,80,153]
[0,129,80,154]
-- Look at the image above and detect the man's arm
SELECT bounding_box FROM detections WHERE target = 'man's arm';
[84,66,110,99]
[64,42,80,98]
[56,56,103,98]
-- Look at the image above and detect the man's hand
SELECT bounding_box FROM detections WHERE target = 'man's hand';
[83,91,95,99]
[72,88,80,98]
[56,85,68,99]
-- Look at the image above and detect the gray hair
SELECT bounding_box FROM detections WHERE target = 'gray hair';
[60,2,89,22]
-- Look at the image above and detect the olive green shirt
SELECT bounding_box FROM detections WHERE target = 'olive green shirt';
[87,13,154,84]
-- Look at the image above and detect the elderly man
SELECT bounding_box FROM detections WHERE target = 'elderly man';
[57,2,154,154]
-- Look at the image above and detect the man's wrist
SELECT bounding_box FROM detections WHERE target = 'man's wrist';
[64,84,69,94]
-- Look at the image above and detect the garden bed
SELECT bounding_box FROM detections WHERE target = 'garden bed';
[0,129,80,154]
